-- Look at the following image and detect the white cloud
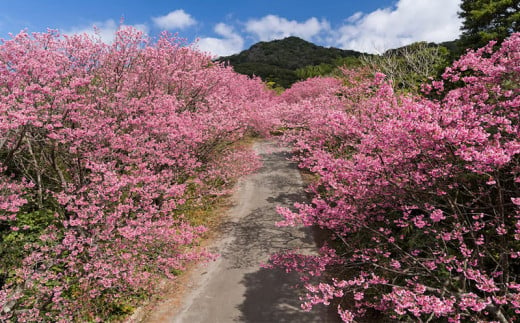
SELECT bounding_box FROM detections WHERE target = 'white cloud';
[347,12,363,23]
[63,19,149,43]
[62,0,462,57]
[152,9,196,30]
[335,0,462,53]
[196,23,244,57]
[245,15,330,41]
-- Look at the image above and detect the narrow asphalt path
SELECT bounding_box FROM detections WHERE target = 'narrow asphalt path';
[154,140,339,323]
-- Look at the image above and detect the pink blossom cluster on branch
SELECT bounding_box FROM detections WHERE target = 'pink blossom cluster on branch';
[0,27,272,321]
[272,33,520,322]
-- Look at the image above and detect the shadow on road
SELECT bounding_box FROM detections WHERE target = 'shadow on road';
[168,141,342,323]
[237,267,339,323]
[234,144,340,322]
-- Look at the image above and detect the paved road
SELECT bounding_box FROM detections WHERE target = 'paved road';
[159,141,340,323]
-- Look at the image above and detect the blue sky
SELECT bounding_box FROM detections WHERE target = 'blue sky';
[1,0,462,56]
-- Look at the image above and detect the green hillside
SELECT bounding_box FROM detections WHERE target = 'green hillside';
[218,36,364,88]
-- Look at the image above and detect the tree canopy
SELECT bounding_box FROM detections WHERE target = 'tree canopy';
[459,0,520,49]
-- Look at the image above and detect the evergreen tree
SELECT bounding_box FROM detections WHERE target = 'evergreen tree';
[459,0,520,49]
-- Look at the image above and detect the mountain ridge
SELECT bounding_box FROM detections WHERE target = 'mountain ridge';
[217,36,461,89]
[217,36,364,88]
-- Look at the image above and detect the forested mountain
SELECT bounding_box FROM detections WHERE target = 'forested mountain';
[217,36,466,89]
[218,36,364,88]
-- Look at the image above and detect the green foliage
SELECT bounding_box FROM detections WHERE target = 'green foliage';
[459,0,520,50]
[0,209,58,288]
[233,62,299,88]
[296,57,363,81]
[439,39,467,61]
[333,56,364,69]
[295,63,334,79]
[219,36,363,88]
[361,42,451,93]
[265,81,285,94]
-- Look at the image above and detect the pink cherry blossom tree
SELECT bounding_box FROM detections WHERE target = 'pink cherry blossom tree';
[272,33,520,322]
[0,27,272,321]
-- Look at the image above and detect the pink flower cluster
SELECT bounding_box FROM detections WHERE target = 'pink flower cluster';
[0,27,272,321]
[272,33,520,322]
